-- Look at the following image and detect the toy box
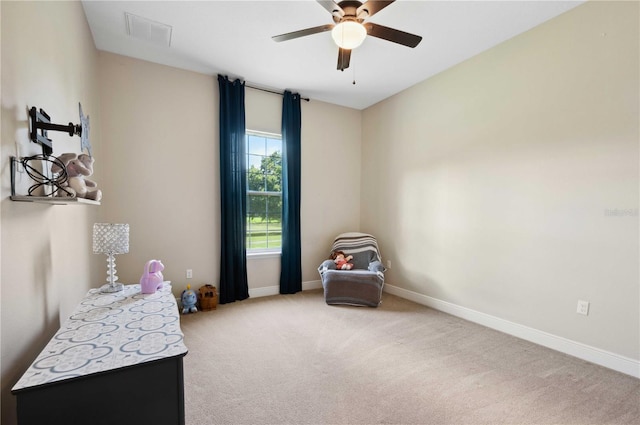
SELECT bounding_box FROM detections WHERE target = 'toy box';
[198,284,218,311]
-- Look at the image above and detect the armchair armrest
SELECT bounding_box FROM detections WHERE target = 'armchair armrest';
[318,259,337,273]
[368,260,386,273]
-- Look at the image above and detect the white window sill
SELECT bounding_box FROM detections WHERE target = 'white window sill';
[247,250,281,260]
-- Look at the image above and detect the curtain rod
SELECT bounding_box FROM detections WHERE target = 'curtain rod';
[246,84,310,102]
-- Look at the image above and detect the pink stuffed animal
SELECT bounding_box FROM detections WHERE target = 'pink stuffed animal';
[140,259,165,294]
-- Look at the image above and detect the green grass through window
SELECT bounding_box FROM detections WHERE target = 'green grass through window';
[246,218,282,250]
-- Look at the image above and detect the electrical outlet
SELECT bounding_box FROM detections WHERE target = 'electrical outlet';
[577,300,590,316]
[186,269,193,279]
[386,260,392,269]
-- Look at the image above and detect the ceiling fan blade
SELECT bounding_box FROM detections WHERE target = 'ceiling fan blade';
[357,1,395,18]
[317,0,344,19]
[337,48,351,71]
[364,22,422,48]
[272,24,334,42]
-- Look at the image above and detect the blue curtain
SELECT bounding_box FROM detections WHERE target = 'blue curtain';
[218,75,249,304]
[279,91,302,294]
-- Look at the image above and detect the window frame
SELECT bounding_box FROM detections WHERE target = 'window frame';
[245,130,283,255]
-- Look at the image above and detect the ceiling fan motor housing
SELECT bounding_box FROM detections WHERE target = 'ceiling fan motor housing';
[333,1,368,23]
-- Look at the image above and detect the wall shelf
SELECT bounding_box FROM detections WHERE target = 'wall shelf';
[10,195,100,206]
[10,155,100,206]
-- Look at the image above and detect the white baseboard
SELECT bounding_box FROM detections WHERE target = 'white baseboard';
[303,280,323,291]
[248,280,323,298]
[248,286,279,298]
[384,284,640,379]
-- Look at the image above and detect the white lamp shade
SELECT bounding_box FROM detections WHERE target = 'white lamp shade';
[93,223,129,255]
[331,21,367,49]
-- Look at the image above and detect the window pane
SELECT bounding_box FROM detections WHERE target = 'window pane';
[247,168,265,192]
[266,138,280,156]
[267,196,282,215]
[247,135,265,156]
[248,194,267,217]
[247,154,262,170]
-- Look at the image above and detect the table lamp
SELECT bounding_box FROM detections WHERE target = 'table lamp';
[93,223,129,293]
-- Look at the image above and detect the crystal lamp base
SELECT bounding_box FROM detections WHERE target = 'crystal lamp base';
[100,282,124,293]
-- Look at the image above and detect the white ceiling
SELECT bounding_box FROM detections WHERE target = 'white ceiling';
[82,0,584,110]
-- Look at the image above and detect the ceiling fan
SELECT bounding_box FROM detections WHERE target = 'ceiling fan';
[272,0,422,71]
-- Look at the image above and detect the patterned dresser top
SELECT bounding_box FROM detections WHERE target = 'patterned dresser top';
[12,282,188,392]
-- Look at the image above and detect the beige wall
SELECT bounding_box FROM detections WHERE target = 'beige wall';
[362,0,639,361]
[1,1,101,423]
[98,52,361,295]
[300,98,362,282]
[97,52,219,293]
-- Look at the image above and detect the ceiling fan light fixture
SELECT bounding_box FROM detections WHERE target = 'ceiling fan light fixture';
[331,21,367,50]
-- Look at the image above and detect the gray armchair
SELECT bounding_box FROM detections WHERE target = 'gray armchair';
[318,232,386,307]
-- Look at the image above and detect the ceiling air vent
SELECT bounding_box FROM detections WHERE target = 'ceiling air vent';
[125,12,172,47]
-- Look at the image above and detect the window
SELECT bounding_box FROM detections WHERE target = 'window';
[246,131,282,252]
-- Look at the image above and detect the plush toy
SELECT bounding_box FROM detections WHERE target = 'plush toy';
[181,284,198,314]
[140,259,165,294]
[50,153,102,201]
[331,250,354,270]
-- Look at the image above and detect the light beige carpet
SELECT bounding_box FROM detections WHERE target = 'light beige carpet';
[180,289,640,424]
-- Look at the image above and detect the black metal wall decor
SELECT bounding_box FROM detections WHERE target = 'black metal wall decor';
[29,103,91,156]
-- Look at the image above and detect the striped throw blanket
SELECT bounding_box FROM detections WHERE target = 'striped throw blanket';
[330,232,382,270]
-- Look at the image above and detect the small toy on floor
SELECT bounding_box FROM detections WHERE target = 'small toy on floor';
[198,284,218,311]
[331,250,354,270]
[181,284,198,314]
